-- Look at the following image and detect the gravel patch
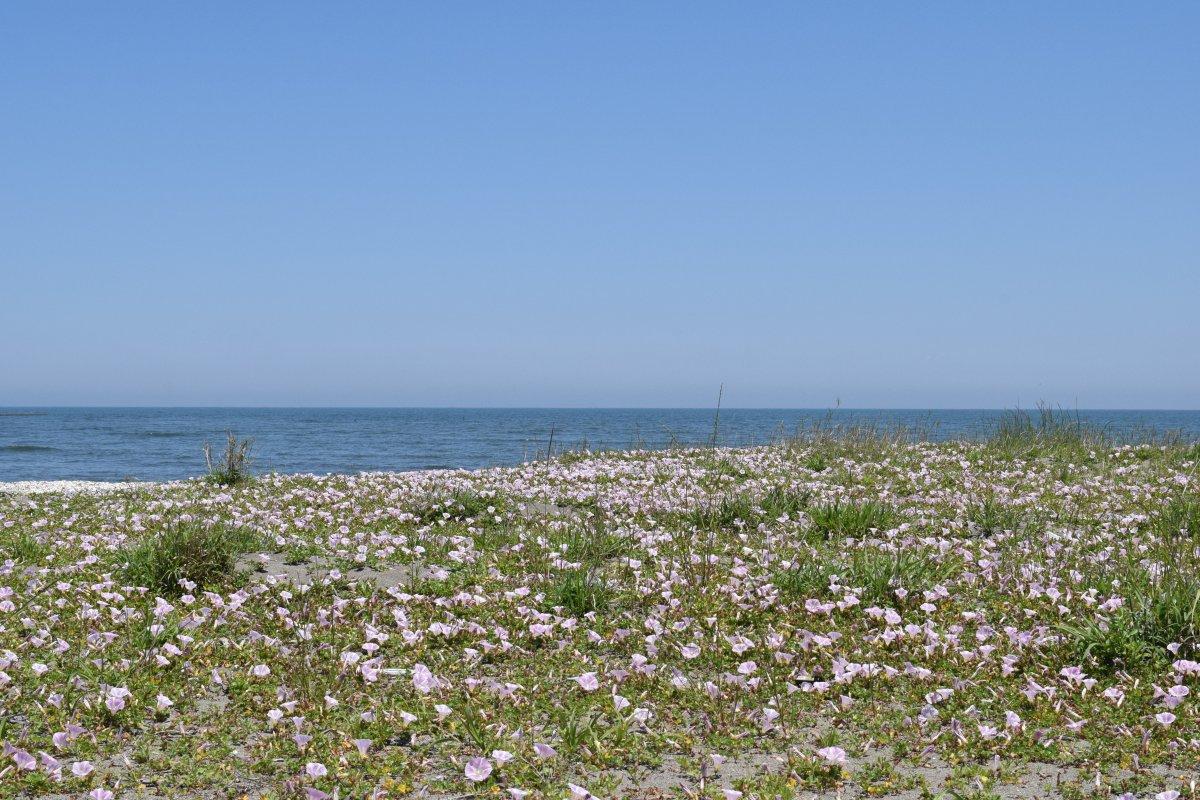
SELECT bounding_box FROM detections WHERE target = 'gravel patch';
[0,479,154,495]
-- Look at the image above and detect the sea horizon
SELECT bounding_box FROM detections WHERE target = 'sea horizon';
[4,405,1199,483]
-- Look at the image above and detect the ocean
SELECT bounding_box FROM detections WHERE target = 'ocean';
[1,407,1198,482]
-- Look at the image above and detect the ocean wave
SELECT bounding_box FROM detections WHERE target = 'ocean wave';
[1,444,59,453]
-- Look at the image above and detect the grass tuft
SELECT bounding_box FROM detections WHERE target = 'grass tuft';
[122,523,262,595]
[1151,494,1200,539]
[1066,545,1200,671]
[808,500,895,538]
[2,529,51,565]
[554,523,627,563]
[774,556,835,600]
[987,404,1108,460]
[848,547,953,605]
[550,569,611,616]
[1060,611,1157,673]
[966,496,1028,535]
[203,431,254,486]
[685,486,810,530]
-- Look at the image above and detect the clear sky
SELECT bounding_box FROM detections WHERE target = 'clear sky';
[2,3,1197,409]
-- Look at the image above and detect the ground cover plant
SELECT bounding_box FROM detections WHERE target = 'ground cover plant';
[2,427,1200,799]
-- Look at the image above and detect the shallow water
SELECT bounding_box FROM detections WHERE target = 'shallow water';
[1,407,1198,482]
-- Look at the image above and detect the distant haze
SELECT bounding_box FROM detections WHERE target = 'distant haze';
[2,4,1197,409]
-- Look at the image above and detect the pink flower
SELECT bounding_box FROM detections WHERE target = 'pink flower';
[1155,711,1176,726]
[817,746,847,765]
[412,663,437,694]
[103,687,131,713]
[492,749,514,764]
[89,791,114,800]
[573,672,600,691]
[353,738,372,756]
[305,761,327,778]
[72,761,94,777]
[464,757,493,782]
[533,742,557,759]
[251,664,271,677]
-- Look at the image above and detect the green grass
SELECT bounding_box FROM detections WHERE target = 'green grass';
[121,523,263,595]
[803,452,829,472]
[966,496,1029,535]
[774,554,836,600]
[987,404,1108,461]
[684,485,810,531]
[1151,494,1200,539]
[1,529,51,565]
[1064,543,1200,671]
[1129,566,1200,658]
[808,499,896,538]
[418,489,507,526]
[203,431,255,486]
[550,568,612,615]
[552,522,627,563]
[1059,611,1158,673]
[847,546,954,605]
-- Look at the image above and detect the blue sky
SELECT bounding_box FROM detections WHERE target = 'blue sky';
[2,3,1197,408]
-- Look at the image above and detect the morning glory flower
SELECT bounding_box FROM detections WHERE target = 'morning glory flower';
[464,757,493,782]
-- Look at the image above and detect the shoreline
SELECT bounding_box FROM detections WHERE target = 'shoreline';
[0,479,154,495]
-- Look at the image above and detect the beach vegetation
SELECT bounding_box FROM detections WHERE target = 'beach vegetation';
[203,431,255,485]
[121,522,261,595]
[4,431,1200,798]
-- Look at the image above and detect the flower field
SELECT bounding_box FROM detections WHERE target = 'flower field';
[2,433,1199,799]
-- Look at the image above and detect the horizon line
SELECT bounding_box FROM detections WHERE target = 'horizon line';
[3,404,1200,412]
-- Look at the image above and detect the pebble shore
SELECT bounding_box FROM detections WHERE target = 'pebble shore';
[0,480,152,495]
